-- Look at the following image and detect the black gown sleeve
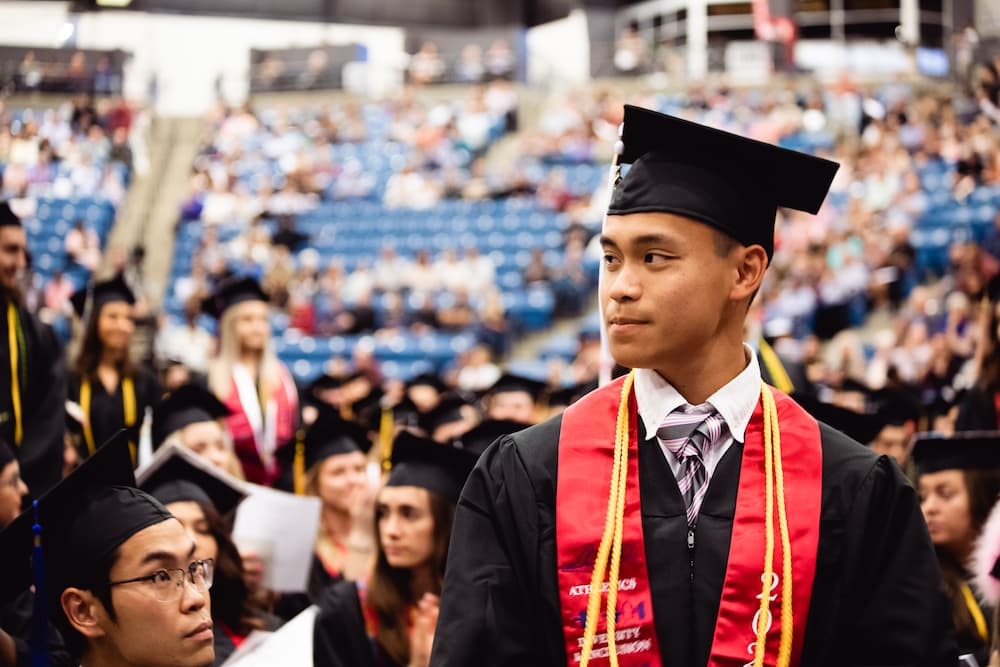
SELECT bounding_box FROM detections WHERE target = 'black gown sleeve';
[313,580,376,667]
[18,316,66,498]
[430,419,565,667]
[804,448,958,666]
[1,590,75,667]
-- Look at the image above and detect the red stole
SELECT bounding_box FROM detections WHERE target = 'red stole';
[555,377,822,666]
[222,364,298,485]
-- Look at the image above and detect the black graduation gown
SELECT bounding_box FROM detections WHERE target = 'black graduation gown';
[430,414,958,667]
[0,302,66,498]
[68,368,160,458]
[211,612,283,666]
[0,590,75,667]
[313,580,401,667]
[955,386,999,432]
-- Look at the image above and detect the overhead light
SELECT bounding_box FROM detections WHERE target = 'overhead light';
[96,0,133,6]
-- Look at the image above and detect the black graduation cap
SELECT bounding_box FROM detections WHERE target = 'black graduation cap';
[407,373,448,394]
[137,442,247,516]
[202,275,269,319]
[303,408,372,469]
[547,382,594,409]
[386,432,478,504]
[795,394,884,445]
[419,396,475,438]
[69,274,135,320]
[458,419,529,457]
[485,373,547,402]
[303,373,346,407]
[0,201,21,227]
[912,431,1000,475]
[0,431,172,613]
[608,105,840,259]
[151,383,232,450]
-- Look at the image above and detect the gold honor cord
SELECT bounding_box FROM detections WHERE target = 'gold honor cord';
[379,406,394,473]
[580,377,794,667]
[758,337,795,395]
[81,376,137,460]
[6,303,22,445]
[293,433,306,495]
[959,581,989,644]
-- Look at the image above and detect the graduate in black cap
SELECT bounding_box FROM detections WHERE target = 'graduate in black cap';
[0,201,67,498]
[418,396,479,444]
[67,274,161,463]
[204,276,298,486]
[914,431,1000,664]
[313,432,477,667]
[152,383,242,478]
[433,105,956,666]
[138,444,281,665]
[482,373,547,425]
[291,409,376,599]
[0,432,215,667]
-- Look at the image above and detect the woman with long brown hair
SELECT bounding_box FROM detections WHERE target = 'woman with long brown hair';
[205,276,298,485]
[66,275,160,461]
[312,432,477,667]
[915,432,1000,665]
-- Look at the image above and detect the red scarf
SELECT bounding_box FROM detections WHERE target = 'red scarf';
[222,364,298,485]
[556,377,822,666]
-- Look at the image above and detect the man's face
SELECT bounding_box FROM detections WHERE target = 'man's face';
[599,213,735,373]
[871,424,911,466]
[0,226,27,292]
[96,519,214,667]
[487,391,535,424]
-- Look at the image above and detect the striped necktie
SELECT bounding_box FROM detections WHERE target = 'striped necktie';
[656,405,728,527]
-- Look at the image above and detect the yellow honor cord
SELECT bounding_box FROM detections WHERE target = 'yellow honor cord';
[379,407,393,473]
[6,303,22,445]
[580,371,635,667]
[293,435,306,495]
[759,338,794,395]
[754,383,794,667]
[581,377,793,667]
[959,581,989,644]
[81,376,138,458]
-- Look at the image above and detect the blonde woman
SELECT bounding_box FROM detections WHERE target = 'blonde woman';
[206,276,298,485]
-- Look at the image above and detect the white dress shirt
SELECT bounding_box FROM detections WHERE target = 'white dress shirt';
[634,344,762,482]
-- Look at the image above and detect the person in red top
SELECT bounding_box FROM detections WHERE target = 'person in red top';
[206,277,298,485]
[431,105,956,666]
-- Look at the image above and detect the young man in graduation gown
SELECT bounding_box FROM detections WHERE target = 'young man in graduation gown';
[0,433,215,667]
[0,202,67,498]
[430,106,957,667]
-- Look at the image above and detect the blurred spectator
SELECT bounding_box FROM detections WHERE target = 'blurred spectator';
[409,42,446,85]
[456,44,485,84]
[484,39,515,81]
[155,297,214,376]
[65,220,101,271]
[614,26,649,75]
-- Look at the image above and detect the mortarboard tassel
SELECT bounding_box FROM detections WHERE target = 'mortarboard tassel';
[379,406,394,474]
[30,500,50,667]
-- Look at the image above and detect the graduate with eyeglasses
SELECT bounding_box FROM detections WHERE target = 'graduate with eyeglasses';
[431,106,957,666]
[0,433,215,667]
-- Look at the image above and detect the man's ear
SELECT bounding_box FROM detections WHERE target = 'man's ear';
[730,244,768,303]
[61,588,107,641]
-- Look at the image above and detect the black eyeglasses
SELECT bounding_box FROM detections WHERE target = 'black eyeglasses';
[108,559,214,602]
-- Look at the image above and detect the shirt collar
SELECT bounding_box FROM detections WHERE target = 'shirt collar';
[634,343,762,443]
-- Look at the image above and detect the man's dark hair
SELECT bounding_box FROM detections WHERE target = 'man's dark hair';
[53,546,120,659]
